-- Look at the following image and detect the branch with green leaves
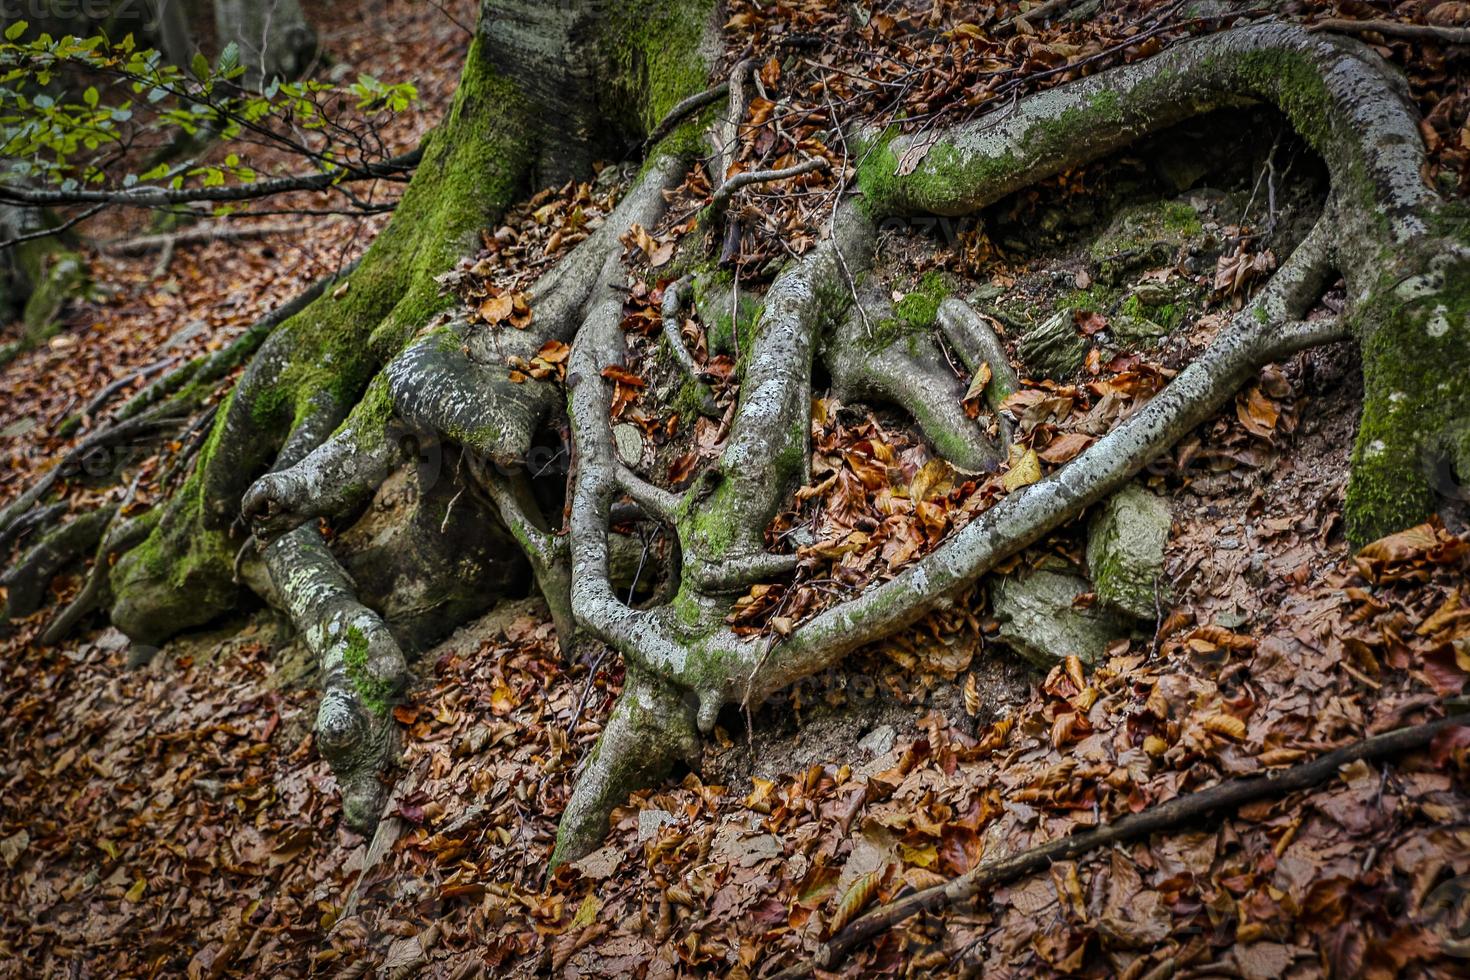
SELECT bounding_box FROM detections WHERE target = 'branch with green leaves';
[0,20,421,231]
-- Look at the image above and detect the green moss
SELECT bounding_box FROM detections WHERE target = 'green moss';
[603,0,717,134]
[1065,283,1121,313]
[894,270,949,328]
[689,489,737,558]
[250,385,289,426]
[1121,294,1183,331]
[1085,199,1205,285]
[671,376,707,422]
[342,626,393,717]
[1345,255,1470,545]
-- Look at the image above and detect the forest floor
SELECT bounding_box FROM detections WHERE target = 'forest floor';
[3,1,1470,978]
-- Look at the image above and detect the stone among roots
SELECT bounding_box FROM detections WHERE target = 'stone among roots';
[990,568,1130,668]
[1017,308,1089,380]
[1087,484,1173,620]
[1088,199,1206,285]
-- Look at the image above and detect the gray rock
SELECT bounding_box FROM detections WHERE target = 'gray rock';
[638,809,675,840]
[857,724,896,757]
[1017,309,1088,379]
[1110,313,1169,342]
[1086,484,1172,620]
[990,569,1129,668]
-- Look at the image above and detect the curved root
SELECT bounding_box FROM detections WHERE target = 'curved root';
[266,525,406,831]
[545,21,1457,864]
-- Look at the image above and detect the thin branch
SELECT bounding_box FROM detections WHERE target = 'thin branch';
[1311,18,1470,44]
[0,204,105,250]
[0,145,421,211]
[708,158,830,218]
[785,713,1467,977]
[644,80,731,151]
[994,0,1079,35]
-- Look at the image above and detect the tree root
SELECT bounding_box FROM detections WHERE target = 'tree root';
[546,21,1454,864]
[659,276,718,417]
[18,17,1457,865]
[0,506,115,622]
[265,525,407,830]
[825,289,1005,474]
[785,712,1467,977]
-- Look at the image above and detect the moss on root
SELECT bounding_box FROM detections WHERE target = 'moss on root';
[342,626,394,717]
[110,36,539,642]
[1346,250,1470,545]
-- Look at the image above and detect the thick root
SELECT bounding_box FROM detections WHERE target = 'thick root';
[550,667,700,867]
[825,290,1004,473]
[0,507,114,622]
[266,525,407,831]
[551,17,1445,857]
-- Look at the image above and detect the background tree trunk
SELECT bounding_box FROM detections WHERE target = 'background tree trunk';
[212,0,318,86]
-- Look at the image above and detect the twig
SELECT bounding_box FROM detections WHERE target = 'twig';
[995,0,1078,35]
[1311,18,1470,45]
[0,204,105,251]
[644,81,731,151]
[783,713,1466,977]
[708,158,830,218]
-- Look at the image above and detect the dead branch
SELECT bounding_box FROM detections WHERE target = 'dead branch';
[707,158,830,218]
[1311,18,1470,45]
[782,713,1467,977]
[643,80,732,151]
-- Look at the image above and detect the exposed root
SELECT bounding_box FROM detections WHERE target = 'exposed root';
[936,298,1021,412]
[546,22,1448,863]
[659,276,718,416]
[825,290,1005,474]
[42,486,154,644]
[265,525,406,831]
[550,667,700,867]
[0,506,115,621]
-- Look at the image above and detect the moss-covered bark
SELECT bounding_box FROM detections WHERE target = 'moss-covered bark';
[1346,226,1470,543]
[108,32,542,642]
[110,0,719,644]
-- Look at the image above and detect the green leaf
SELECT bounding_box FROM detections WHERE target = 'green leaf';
[4,21,27,41]
[216,41,239,75]
[83,85,98,107]
[190,51,209,80]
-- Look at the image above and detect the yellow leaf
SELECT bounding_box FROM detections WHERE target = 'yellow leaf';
[963,673,981,717]
[490,683,517,716]
[909,458,954,502]
[745,777,776,813]
[829,871,880,936]
[899,843,938,869]
[1001,446,1042,492]
[125,878,146,902]
[963,362,992,402]
[1204,713,1246,740]
[571,892,600,930]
